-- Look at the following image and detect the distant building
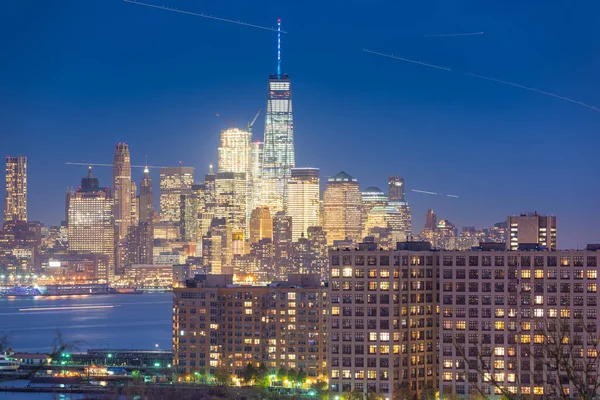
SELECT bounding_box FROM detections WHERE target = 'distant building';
[138,166,154,224]
[273,211,292,277]
[173,274,326,381]
[323,171,362,245]
[43,252,110,284]
[286,168,320,241]
[218,127,251,175]
[113,143,135,271]
[214,172,247,235]
[507,212,557,250]
[159,166,194,223]
[180,193,199,242]
[4,156,27,223]
[123,264,173,288]
[67,167,114,277]
[388,175,405,202]
[248,206,273,244]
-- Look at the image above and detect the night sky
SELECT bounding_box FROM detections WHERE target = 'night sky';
[1,0,598,248]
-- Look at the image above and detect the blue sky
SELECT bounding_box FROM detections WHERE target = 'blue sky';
[1,0,599,248]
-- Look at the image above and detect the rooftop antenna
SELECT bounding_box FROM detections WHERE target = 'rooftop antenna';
[277,18,281,78]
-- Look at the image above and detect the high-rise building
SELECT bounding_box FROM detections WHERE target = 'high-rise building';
[328,242,438,398]
[217,127,251,175]
[201,218,231,274]
[249,206,273,244]
[112,143,134,271]
[173,274,326,380]
[67,167,114,276]
[180,193,199,242]
[425,209,437,230]
[126,222,153,265]
[249,141,264,206]
[323,171,362,245]
[307,226,328,278]
[4,156,27,222]
[438,248,599,398]
[159,166,194,223]
[273,211,292,277]
[388,175,405,202]
[286,168,320,241]
[507,212,557,250]
[214,172,247,235]
[261,20,294,213]
[139,167,154,224]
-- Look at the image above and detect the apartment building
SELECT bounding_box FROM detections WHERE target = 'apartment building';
[173,274,327,381]
[328,242,439,398]
[439,248,600,398]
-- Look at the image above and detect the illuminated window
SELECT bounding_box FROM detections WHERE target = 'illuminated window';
[368,345,377,354]
[443,360,453,368]
[588,270,598,279]
[588,348,598,357]
[380,269,390,278]
[495,308,505,317]
[331,269,340,278]
[443,372,452,381]
[588,283,597,293]
[534,309,544,317]
[331,370,339,378]
[560,309,571,318]
[380,332,390,341]
[534,269,544,279]
[355,371,364,379]
[494,360,504,369]
[342,370,351,379]
[508,373,516,383]
[534,387,544,395]
[521,321,531,330]
[456,321,466,330]
[494,373,504,382]
[380,282,390,291]
[521,270,531,279]
[368,282,377,291]
[548,309,557,318]
[367,370,377,379]
[369,332,377,341]
[520,334,531,344]
[443,321,453,330]
[534,334,544,344]
[380,345,390,354]
[342,268,352,277]
[534,295,544,305]
[495,321,505,330]
[494,347,505,356]
[332,307,340,316]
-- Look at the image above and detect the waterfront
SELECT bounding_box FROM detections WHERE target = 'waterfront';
[0,293,172,353]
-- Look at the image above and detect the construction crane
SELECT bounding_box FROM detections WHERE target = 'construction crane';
[65,162,167,169]
[248,109,262,131]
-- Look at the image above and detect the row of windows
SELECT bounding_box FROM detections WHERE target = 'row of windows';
[331,254,598,268]
[443,292,598,306]
[442,268,598,280]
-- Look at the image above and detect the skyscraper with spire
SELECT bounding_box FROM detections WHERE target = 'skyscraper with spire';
[262,19,294,214]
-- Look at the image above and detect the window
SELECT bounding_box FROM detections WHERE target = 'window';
[331,256,340,266]
[588,270,597,279]
[521,270,531,279]
[331,268,340,278]
[380,269,390,278]
[342,268,352,277]
[588,283,597,293]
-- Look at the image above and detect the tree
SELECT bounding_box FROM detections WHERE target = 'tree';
[287,368,297,386]
[393,382,414,400]
[214,366,231,386]
[241,363,255,386]
[277,366,288,381]
[296,367,307,387]
[341,389,364,400]
[254,363,270,388]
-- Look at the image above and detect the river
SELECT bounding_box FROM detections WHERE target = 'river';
[0,292,173,400]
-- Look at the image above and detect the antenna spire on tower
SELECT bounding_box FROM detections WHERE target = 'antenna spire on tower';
[277,18,281,78]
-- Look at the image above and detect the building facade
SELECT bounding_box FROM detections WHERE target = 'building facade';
[507,213,557,250]
[286,168,320,242]
[173,274,326,381]
[328,243,439,399]
[112,143,134,270]
[160,166,194,223]
[4,156,27,222]
[323,171,363,245]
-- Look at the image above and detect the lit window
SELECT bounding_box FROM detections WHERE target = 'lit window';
[494,373,504,382]
[380,345,390,354]
[588,270,597,279]
[332,307,340,316]
[534,309,544,317]
[367,370,377,379]
[443,372,452,381]
[588,283,597,293]
[380,332,390,341]
[443,321,453,330]
[548,309,557,318]
[588,348,598,357]
[331,269,340,278]
[534,387,544,395]
[534,334,544,344]
[380,282,390,291]
[456,321,466,330]
[534,270,544,279]
[494,347,505,356]
[560,309,571,318]
[495,321,505,330]
[331,370,339,378]
[443,360,452,368]
[342,268,352,277]
[369,332,377,341]
[520,334,531,344]
[534,296,544,305]
[521,270,531,279]
[494,359,504,369]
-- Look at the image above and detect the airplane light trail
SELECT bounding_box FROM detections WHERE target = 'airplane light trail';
[412,189,460,198]
[123,0,285,33]
[363,49,452,71]
[465,73,600,113]
[19,305,115,312]
[425,32,484,37]
[364,48,600,113]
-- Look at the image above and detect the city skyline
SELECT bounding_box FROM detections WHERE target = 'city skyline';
[1,1,599,248]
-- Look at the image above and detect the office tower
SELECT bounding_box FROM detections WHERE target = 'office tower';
[202,217,231,274]
[4,156,27,222]
[138,167,154,224]
[126,222,153,265]
[286,168,320,242]
[323,171,362,245]
[361,186,387,211]
[388,175,405,202]
[173,274,326,380]
[113,143,134,272]
[273,211,292,277]
[67,167,114,276]
[249,206,273,244]
[249,141,264,210]
[424,209,437,230]
[328,242,438,398]
[160,166,194,223]
[180,193,199,242]
[262,20,294,213]
[204,165,216,213]
[307,226,328,278]
[250,238,274,282]
[438,248,600,398]
[507,212,557,250]
[214,172,247,234]
[217,127,251,175]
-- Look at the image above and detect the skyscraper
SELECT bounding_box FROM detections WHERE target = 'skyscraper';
[112,143,134,271]
[214,172,247,234]
[68,167,114,277]
[273,211,292,277]
[286,168,320,241]
[262,19,294,213]
[4,156,27,222]
[159,166,194,222]
[425,208,437,230]
[249,206,273,244]
[323,171,363,245]
[138,167,154,224]
[388,175,405,202]
[218,127,251,175]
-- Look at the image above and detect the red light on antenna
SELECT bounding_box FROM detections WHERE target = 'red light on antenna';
[277,18,281,23]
